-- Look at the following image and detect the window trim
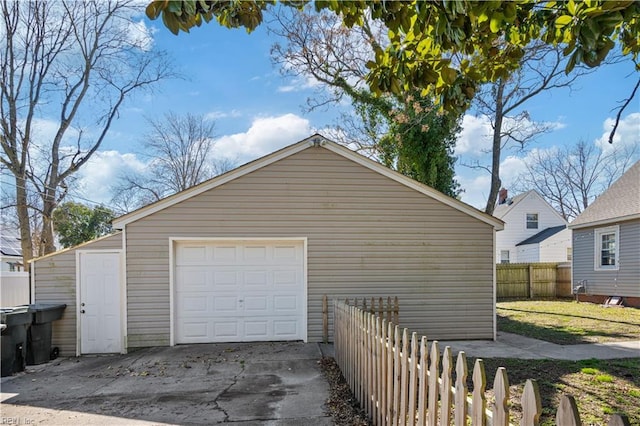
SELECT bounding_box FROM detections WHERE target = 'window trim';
[594,225,619,271]
[526,212,539,230]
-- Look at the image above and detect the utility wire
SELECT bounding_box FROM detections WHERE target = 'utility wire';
[0,178,128,215]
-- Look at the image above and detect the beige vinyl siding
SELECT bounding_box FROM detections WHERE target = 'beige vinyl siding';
[32,233,122,356]
[572,219,640,297]
[125,147,495,346]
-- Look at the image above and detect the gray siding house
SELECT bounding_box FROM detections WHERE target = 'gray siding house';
[32,135,504,356]
[569,160,640,307]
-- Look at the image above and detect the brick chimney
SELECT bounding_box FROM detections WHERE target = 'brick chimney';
[498,188,508,205]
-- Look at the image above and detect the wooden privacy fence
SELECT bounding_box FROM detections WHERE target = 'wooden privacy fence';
[333,300,630,426]
[497,262,572,299]
[323,295,399,343]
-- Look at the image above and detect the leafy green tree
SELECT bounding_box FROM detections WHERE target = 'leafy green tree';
[146,0,640,112]
[267,7,461,196]
[52,202,115,248]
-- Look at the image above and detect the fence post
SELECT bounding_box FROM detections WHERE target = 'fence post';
[417,336,428,426]
[440,346,453,425]
[408,332,419,426]
[522,379,542,426]
[609,414,631,426]
[528,264,534,299]
[386,321,394,425]
[454,352,468,426]
[472,359,487,426]
[427,341,440,426]
[556,395,581,426]
[492,367,509,426]
[323,295,328,344]
[392,325,401,426]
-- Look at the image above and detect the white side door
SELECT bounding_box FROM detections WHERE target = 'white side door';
[78,251,122,354]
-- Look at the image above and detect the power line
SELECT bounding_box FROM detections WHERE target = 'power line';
[0,179,128,215]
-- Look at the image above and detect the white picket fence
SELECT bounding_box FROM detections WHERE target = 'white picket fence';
[333,300,630,426]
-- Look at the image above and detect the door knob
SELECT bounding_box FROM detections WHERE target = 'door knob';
[81,310,85,314]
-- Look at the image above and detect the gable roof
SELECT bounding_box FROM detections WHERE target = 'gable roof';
[516,225,566,246]
[112,134,503,230]
[493,190,533,219]
[493,190,567,226]
[570,160,640,229]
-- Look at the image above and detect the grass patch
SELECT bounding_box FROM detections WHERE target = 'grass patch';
[473,357,640,425]
[497,299,640,344]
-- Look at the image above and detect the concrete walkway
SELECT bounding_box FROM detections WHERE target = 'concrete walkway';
[440,332,640,360]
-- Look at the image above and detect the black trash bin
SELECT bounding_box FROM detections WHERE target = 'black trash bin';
[23,303,67,365]
[1,307,32,377]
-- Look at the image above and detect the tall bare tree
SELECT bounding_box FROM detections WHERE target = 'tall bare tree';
[111,112,234,211]
[515,140,638,221]
[0,1,173,262]
[468,42,595,215]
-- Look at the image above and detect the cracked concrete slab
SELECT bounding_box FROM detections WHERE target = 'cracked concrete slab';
[1,342,331,425]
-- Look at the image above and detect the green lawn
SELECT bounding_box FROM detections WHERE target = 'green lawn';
[496,299,640,344]
[493,300,640,423]
[476,357,640,426]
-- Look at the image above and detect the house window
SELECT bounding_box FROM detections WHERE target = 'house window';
[526,213,538,229]
[500,250,510,264]
[566,247,572,261]
[594,226,619,270]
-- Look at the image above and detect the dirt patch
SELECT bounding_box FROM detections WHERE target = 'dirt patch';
[319,356,370,426]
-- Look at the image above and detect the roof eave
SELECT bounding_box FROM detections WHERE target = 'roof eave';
[569,213,640,230]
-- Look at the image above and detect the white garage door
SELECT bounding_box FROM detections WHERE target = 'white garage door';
[175,240,305,343]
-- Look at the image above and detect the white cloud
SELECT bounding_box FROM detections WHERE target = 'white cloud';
[457,173,491,209]
[455,114,493,156]
[73,150,146,206]
[211,113,314,164]
[205,109,242,121]
[277,75,322,93]
[127,19,155,51]
[456,114,565,157]
[595,112,640,153]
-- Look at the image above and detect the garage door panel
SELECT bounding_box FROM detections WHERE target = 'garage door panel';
[245,270,269,287]
[244,246,268,261]
[176,271,208,292]
[180,295,208,313]
[212,246,238,263]
[180,320,209,340]
[273,270,298,288]
[273,320,298,337]
[213,295,240,312]
[214,321,240,339]
[244,320,268,337]
[273,245,300,262]
[175,240,305,344]
[176,245,208,264]
[244,296,268,312]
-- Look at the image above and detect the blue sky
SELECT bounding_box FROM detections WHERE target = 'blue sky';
[72,11,639,211]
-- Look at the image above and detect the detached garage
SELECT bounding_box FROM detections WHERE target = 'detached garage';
[33,134,503,356]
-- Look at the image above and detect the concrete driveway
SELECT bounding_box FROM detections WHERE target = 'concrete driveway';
[0,342,332,425]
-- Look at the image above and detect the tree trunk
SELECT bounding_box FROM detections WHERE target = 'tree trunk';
[14,175,34,271]
[484,80,505,215]
[40,186,58,256]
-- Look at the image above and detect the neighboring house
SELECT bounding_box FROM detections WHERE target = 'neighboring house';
[1,235,30,307]
[569,160,640,307]
[494,189,571,264]
[31,134,504,356]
